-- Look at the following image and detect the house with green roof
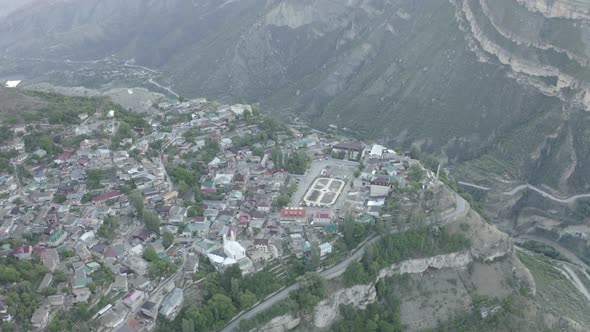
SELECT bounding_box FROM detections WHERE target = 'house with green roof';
[82,262,101,275]
[357,214,376,224]
[47,229,67,247]
[322,225,338,234]
[73,277,93,289]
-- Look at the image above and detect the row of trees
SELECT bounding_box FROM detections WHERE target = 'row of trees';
[271,148,310,175]
[157,263,287,332]
[129,190,161,233]
[0,254,50,330]
[343,226,470,286]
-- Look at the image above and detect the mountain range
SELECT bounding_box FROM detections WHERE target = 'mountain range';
[2,0,590,260]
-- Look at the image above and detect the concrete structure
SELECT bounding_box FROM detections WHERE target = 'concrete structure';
[159,288,184,319]
[31,306,50,329]
[123,289,146,311]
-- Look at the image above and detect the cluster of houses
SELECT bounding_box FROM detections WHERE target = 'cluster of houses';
[0,94,417,332]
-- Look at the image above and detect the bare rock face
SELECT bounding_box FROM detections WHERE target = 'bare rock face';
[258,314,301,332]
[313,284,377,328]
[377,252,472,280]
[515,0,590,20]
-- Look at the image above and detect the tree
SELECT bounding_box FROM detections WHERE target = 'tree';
[87,282,97,293]
[181,318,194,332]
[343,213,355,249]
[272,195,291,209]
[239,290,257,310]
[97,216,119,240]
[291,272,326,311]
[207,294,236,323]
[129,189,144,215]
[408,165,425,183]
[162,231,174,249]
[353,169,361,178]
[177,180,189,193]
[143,246,158,262]
[306,241,321,272]
[343,261,369,286]
[142,210,161,234]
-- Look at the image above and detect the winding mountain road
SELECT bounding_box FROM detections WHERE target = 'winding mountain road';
[458,181,590,204]
[220,192,469,331]
[502,184,590,203]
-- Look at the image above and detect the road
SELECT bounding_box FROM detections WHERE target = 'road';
[148,78,179,98]
[502,184,590,204]
[457,181,490,191]
[458,181,590,204]
[514,235,590,272]
[221,192,469,332]
[560,264,590,303]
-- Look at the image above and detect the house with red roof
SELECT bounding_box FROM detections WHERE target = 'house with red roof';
[54,151,73,165]
[279,208,307,225]
[92,191,122,205]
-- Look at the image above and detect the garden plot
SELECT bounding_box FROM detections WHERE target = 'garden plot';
[303,177,345,206]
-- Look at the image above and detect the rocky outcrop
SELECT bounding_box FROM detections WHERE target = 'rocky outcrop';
[313,284,377,328]
[258,314,301,332]
[515,0,590,20]
[454,0,590,110]
[377,252,472,280]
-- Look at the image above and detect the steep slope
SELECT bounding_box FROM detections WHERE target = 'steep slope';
[253,188,590,331]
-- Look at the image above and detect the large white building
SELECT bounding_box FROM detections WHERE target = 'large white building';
[223,231,246,260]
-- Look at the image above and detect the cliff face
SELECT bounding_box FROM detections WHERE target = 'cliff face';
[313,284,377,328]
[258,204,525,331]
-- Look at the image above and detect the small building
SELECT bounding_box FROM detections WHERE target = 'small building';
[0,300,12,322]
[92,191,123,205]
[280,207,307,225]
[312,211,332,226]
[159,288,184,319]
[113,274,128,293]
[141,301,158,319]
[185,254,199,274]
[123,289,146,311]
[48,294,65,306]
[332,141,364,160]
[319,243,333,257]
[254,238,270,252]
[369,144,386,159]
[37,273,53,292]
[31,306,50,329]
[47,229,67,247]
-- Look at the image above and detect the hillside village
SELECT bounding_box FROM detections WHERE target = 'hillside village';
[0,94,429,332]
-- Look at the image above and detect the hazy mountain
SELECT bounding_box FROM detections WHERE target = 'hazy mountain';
[0,0,39,18]
[2,0,590,256]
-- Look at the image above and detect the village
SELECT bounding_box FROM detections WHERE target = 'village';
[0,96,423,332]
